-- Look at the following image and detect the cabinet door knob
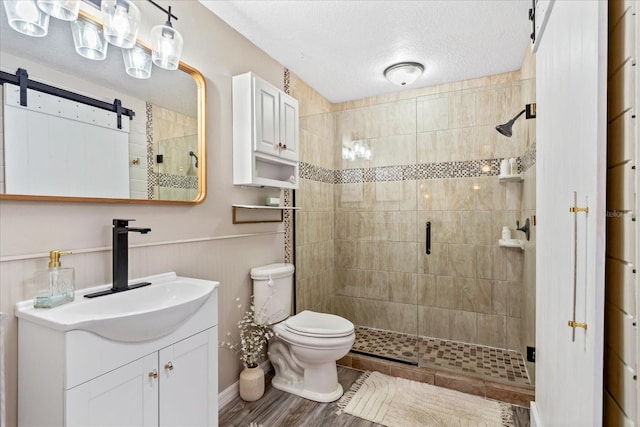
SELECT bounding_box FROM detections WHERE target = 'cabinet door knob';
[164,361,174,371]
[282,144,287,150]
[148,369,158,379]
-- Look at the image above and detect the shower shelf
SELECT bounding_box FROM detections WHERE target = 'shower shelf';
[232,204,300,224]
[498,239,525,250]
[498,173,523,182]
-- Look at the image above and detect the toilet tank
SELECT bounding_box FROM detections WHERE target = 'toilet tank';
[250,263,294,325]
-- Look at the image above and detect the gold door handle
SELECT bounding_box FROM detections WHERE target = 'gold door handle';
[148,369,158,379]
[164,361,174,371]
[568,320,588,330]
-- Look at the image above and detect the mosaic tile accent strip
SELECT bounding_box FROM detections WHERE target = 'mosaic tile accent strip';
[158,173,198,189]
[352,326,531,386]
[299,162,338,184]
[283,189,293,263]
[284,68,291,95]
[283,70,294,264]
[521,141,536,172]
[146,102,155,200]
[301,157,528,185]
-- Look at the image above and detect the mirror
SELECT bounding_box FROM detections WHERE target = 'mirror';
[0,5,206,203]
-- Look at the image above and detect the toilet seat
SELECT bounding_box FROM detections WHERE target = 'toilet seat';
[284,310,354,338]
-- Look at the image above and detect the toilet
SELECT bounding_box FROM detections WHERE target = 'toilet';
[251,263,355,403]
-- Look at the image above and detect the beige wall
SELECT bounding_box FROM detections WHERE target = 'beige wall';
[0,2,287,425]
[292,49,536,364]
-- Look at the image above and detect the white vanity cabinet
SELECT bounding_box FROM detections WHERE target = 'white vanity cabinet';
[16,274,219,427]
[233,72,299,189]
[65,328,216,427]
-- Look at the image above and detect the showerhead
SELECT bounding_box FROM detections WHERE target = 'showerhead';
[496,109,525,138]
[495,104,537,138]
[496,120,516,137]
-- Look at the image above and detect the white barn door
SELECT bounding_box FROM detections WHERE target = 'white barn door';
[533,1,608,426]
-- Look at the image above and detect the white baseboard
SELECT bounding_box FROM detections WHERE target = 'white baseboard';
[218,360,273,409]
[530,402,543,427]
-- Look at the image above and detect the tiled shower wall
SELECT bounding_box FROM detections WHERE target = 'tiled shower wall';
[291,50,536,370]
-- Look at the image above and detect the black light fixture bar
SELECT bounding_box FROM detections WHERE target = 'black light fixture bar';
[147,0,178,22]
[0,68,135,129]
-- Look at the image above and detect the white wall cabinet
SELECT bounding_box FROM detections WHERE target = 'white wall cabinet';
[17,279,218,427]
[233,72,299,189]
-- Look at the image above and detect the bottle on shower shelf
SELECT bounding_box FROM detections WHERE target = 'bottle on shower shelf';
[509,158,517,175]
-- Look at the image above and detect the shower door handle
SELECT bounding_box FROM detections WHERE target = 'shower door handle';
[425,221,431,255]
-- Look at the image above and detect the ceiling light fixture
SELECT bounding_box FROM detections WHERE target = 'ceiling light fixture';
[384,62,424,86]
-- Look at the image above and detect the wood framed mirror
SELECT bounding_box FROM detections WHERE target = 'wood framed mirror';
[0,4,206,204]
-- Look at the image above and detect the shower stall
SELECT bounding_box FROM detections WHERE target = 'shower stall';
[293,66,537,389]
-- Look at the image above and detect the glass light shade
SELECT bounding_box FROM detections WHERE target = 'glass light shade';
[37,0,79,21]
[384,62,424,86]
[70,18,108,60]
[151,24,183,70]
[3,0,49,37]
[101,0,140,49]
[122,45,152,79]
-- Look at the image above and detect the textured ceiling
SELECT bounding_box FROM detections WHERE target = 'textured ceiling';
[200,0,533,103]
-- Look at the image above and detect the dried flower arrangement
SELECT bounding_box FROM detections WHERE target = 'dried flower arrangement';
[221,296,274,368]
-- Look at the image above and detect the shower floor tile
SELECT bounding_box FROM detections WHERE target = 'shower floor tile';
[352,326,531,386]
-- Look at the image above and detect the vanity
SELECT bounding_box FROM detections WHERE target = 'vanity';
[15,273,219,427]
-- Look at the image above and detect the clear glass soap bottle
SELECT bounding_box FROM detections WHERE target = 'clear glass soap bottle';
[33,250,75,308]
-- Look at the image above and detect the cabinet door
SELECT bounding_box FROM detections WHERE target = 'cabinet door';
[254,78,281,156]
[159,327,218,427]
[65,353,158,427]
[278,92,299,161]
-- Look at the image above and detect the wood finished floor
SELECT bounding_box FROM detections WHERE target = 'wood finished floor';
[219,367,531,426]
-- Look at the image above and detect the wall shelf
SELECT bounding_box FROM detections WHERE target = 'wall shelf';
[232,204,300,224]
[498,173,524,182]
[498,239,525,250]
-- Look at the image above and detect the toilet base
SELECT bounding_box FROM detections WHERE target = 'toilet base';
[271,376,344,403]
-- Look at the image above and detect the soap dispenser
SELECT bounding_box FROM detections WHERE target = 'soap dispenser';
[33,250,75,308]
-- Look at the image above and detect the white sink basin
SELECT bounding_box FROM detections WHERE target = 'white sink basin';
[15,272,218,342]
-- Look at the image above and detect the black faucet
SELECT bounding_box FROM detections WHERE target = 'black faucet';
[85,219,152,298]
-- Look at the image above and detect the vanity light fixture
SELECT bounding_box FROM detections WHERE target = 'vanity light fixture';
[384,62,424,86]
[150,4,183,70]
[122,44,153,79]
[36,0,79,21]
[2,0,50,37]
[342,139,373,161]
[101,0,140,49]
[70,15,108,60]
[3,0,184,79]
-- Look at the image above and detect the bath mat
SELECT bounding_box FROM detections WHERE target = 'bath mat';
[337,371,513,426]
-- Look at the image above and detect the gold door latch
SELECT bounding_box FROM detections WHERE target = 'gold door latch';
[569,206,589,213]
[568,320,588,330]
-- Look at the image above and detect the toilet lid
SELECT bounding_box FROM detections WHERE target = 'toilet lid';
[284,310,354,337]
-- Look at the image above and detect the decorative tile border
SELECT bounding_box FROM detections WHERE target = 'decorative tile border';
[300,156,532,185]
[283,69,293,264]
[521,141,536,173]
[158,173,198,189]
[146,102,155,200]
